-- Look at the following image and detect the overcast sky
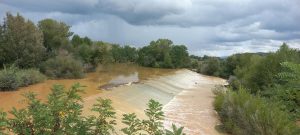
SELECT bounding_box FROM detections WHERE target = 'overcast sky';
[1,0,300,56]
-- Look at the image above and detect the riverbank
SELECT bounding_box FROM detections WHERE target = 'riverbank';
[0,65,227,134]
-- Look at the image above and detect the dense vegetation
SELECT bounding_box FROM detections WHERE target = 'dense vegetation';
[0,83,185,135]
[213,88,298,135]
[193,44,300,134]
[137,39,190,68]
[0,66,45,90]
[0,13,191,91]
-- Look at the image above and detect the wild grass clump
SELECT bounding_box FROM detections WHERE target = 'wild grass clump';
[214,87,299,135]
[40,55,84,79]
[0,66,46,91]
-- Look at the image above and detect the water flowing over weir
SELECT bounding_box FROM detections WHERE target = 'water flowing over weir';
[82,69,227,135]
[0,64,226,134]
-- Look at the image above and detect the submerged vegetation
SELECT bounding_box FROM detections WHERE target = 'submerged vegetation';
[0,83,185,135]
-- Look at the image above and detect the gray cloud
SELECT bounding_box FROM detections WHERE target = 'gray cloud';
[1,0,300,56]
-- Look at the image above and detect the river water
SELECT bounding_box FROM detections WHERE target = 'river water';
[0,64,226,135]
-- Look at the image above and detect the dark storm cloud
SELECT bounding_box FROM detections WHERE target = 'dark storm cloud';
[1,0,300,56]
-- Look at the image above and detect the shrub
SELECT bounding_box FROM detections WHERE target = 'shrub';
[16,69,46,87]
[0,66,46,91]
[214,88,299,135]
[41,55,84,79]
[0,66,20,91]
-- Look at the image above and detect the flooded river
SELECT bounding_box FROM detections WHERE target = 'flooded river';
[0,64,226,135]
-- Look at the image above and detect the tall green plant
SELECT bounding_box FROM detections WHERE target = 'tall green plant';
[122,99,185,135]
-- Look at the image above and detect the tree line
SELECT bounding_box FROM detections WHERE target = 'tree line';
[0,13,190,91]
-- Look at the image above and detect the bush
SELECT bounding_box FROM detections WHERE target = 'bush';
[0,66,46,91]
[0,66,19,91]
[16,69,46,87]
[41,55,84,79]
[214,88,299,135]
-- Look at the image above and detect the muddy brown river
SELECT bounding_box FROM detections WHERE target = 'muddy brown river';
[0,64,226,135]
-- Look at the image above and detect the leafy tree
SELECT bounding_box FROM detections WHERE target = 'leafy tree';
[71,34,83,47]
[94,41,114,64]
[111,45,138,63]
[263,62,300,119]
[71,34,92,47]
[199,57,221,76]
[235,44,300,92]
[170,45,190,68]
[137,39,190,68]
[0,13,45,68]
[38,19,73,52]
[137,45,157,67]
[83,36,92,46]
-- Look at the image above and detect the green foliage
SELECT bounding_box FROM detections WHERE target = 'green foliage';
[40,55,84,79]
[165,124,186,135]
[122,99,185,135]
[16,69,46,87]
[38,19,73,52]
[121,113,143,135]
[263,62,300,120]
[0,66,45,91]
[137,39,190,68]
[94,41,114,64]
[73,43,103,70]
[214,88,299,135]
[143,99,165,134]
[121,99,165,135]
[235,44,300,92]
[89,98,116,134]
[0,84,185,135]
[111,45,138,63]
[71,34,92,47]
[199,57,221,76]
[0,66,20,90]
[6,83,84,134]
[0,110,8,134]
[170,45,190,68]
[0,13,45,68]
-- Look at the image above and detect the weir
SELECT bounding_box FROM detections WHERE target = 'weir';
[0,64,226,134]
